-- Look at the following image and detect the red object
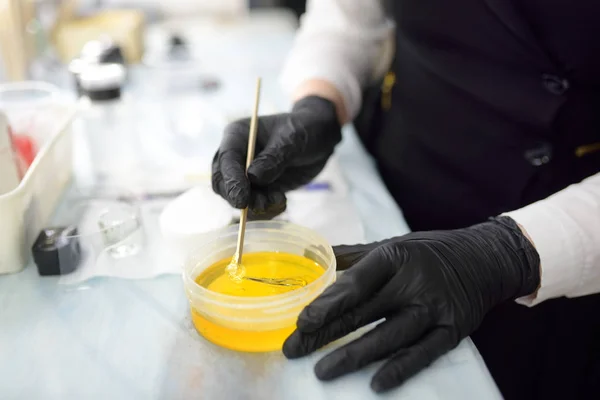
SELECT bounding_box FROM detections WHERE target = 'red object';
[7,125,37,176]
[12,134,36,167]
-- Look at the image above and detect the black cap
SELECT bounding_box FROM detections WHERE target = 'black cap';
[32,226,81,276]
[78,63,125,101]
[85,87,122,101]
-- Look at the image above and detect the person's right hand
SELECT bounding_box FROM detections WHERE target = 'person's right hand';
[212,96,342,218]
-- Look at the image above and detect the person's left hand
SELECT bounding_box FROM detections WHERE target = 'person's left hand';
[282,217,540,393]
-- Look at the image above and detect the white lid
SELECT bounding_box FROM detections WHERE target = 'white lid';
[80,38,111,61]
[159,186,233,239]
[0,111,20,194]
[0,111,10,149]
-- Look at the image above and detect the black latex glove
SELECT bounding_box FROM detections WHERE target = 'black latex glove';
[212,96,341,218]
[283,216,540,393]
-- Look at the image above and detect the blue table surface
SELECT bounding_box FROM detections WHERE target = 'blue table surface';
[0,126,500,400]
[0,15,500,400]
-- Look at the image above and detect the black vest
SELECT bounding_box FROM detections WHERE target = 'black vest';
[361,0,600,231]
[356,1,600,399]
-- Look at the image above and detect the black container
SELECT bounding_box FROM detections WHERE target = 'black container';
[32,226,81,276]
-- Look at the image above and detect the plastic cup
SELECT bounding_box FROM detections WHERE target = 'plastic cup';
[183,221,336,352]
[0,81,62,144]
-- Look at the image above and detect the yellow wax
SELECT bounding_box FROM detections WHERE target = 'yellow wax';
[191,251,325,352]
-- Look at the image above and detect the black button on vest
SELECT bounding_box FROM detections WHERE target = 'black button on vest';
[357,1,600,399]
[542,74,570,95]
[524,142,553,166]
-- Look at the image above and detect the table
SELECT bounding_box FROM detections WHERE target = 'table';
[0,10,501,400]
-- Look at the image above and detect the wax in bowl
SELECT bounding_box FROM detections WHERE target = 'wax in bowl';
[183,221,336,352]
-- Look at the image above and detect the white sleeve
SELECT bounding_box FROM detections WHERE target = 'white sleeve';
[280,0,394,120]
[505,172,600,306]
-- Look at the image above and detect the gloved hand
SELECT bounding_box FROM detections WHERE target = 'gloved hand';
[212,96,342,218]
[283,217,540,393]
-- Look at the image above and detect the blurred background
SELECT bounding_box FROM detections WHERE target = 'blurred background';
[0,0,317,277]
[0,0,306,81]
[0,0,309,191]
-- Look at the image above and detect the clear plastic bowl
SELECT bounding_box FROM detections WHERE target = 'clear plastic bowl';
[183,221,336,352]
[46,187,145,275]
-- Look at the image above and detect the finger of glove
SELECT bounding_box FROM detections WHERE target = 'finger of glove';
[247,119,301,186]
[333,239,396,271]
[268,161,330,193]
[218,121,253,208]
[283,294,390,359]
[314,306,432,381]
[248,189,287,219]
[371,328,455,393]
[217,148,250,209]
[211,153,229,202]
[297,245,403,332]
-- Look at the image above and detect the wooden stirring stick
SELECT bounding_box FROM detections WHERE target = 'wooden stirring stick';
[227,77,261,278]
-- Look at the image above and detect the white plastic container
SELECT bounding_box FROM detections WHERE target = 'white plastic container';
[0,111,21,194]
[0,82,76,274]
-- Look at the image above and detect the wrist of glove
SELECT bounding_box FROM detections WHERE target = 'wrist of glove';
[283,216,540,393]
[212,96,341,219]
